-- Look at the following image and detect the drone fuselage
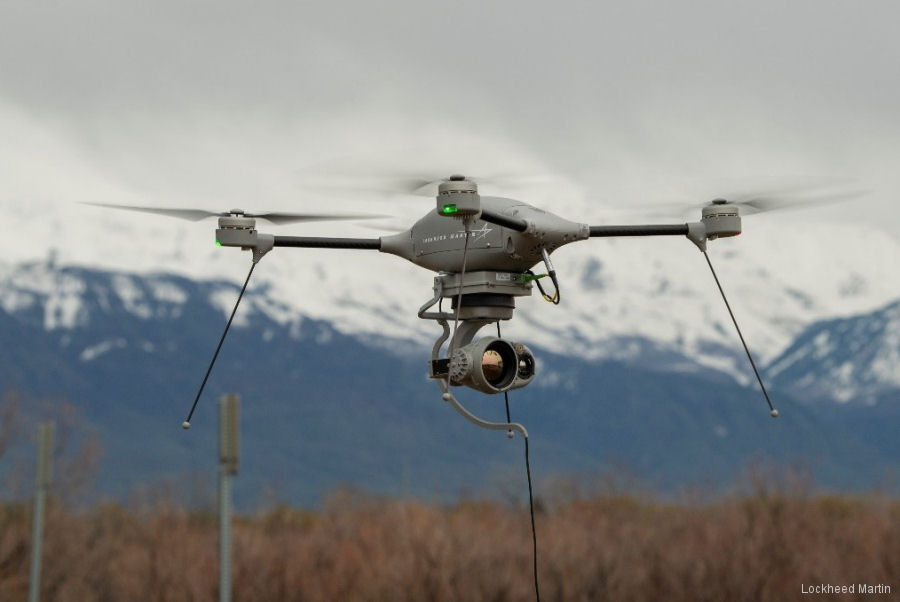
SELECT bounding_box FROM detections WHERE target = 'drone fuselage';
[379,197,590,273]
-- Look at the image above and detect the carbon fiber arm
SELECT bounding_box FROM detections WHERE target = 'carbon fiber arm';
[589,224,689,237]
[480,209,529,232]
[273,236,381,249]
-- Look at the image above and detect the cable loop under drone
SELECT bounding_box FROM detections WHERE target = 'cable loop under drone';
[525,270,560,304]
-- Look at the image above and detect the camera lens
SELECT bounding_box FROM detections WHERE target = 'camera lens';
[480,340,517,389]
[482,349,504,382]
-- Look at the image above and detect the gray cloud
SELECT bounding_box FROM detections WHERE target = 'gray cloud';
[1,0,898,232]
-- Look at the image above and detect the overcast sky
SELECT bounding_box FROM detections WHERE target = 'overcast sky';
[1,0,899,253]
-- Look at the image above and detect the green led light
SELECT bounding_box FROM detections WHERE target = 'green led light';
[442,204,458,214]
[215,240,222,246]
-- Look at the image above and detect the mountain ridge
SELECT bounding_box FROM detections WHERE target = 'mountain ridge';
[1,262,897,506]
[6,204,900,387]
[768,299,900,403]
[4,258,898,401]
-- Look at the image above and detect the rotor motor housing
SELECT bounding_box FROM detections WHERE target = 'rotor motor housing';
[216,214,258,248]
[215,214,275,262]
[701,200,742,240]
[436,176,482,219]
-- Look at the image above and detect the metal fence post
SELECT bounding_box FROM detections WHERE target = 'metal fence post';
[28,422,53,602]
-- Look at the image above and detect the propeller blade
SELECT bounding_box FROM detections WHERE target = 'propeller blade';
[730,189,870,215]
[622,184,869,218]
[83,202,222,221]
[247,212,387,224]
[297,165,560,197]
[84,203,388,224]
[297,171,438,196]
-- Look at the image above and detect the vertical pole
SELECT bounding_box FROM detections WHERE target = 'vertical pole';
[219,468,231,602]
[219,395,239,602]
[28,422,53,602]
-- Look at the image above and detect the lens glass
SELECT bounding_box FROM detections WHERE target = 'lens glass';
[482,349,504,383]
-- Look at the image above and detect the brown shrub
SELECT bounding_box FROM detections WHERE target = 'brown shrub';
[1,489,897,602]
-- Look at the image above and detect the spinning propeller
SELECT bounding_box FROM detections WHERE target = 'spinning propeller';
[84,202,384,224]
[635,183,868,218]
[709,188,869,215]
[298,168,559,197]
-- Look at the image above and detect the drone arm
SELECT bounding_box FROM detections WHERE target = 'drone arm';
[588,224,689,237]
[480,209,529,232]
[272,236,381,250]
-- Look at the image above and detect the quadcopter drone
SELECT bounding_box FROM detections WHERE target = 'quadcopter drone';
[88,173,817,438]
[91,178,861,601]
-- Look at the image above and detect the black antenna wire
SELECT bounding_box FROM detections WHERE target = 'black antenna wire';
[497,321,513,425]
[448,220,472,359]
[450,226,540,599]
[497,321,541,601]
[182,261,257,429]
[524,437,540,602]
[702,251,779,418]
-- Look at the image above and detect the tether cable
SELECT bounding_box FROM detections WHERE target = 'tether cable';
[447,220,472,359]
[702,250,779,418]
[524,437,540,602]
[497,321,513,425]
[182,261,257,429]
[497,320,541,601]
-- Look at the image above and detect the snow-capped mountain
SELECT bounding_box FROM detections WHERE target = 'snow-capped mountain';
[2,262,897,504]
[0,259,311,351]
[3,101,898,385]
[5,194,900,393]
[2,226,899,409]
[767,300,900,403]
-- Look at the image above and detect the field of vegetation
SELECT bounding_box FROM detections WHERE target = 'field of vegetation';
[1,397,897,600]
[1,486,897,602]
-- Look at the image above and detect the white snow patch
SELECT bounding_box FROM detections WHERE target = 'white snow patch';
[832,387,856,403]
[812,332,834,359]
[44,292,86,330]
[535,369,577,392]
[112,274,153,319]
[0,289,36,313]
[147,280,187,304]
[208,288,250,326]
[80,338,127,361]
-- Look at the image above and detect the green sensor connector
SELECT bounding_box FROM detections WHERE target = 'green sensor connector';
[442,204,459,214]
[215,240,222,247]
[516,273,547,283]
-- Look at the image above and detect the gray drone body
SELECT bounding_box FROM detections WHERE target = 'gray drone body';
[379,196,590,273]
[377,177,741,273]
[208,176,742,274]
